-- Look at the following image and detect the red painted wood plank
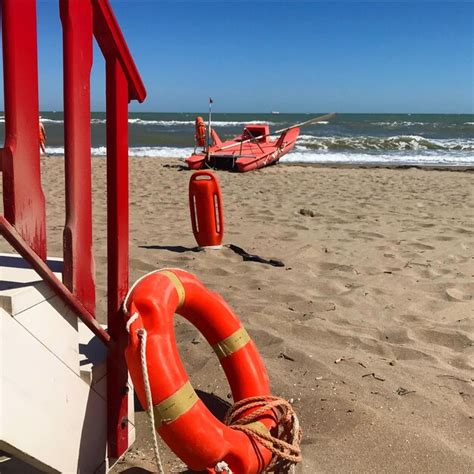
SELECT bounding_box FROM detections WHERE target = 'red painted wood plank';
[92,0,146,103]
[1,0,46,260]
[0,216,110,345]
[60,0,96,316]
[106,58,130,459]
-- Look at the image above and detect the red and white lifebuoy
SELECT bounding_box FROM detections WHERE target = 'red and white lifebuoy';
[123,269,276,473]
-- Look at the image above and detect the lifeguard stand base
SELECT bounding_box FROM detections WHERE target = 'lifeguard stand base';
[0,253,135,473]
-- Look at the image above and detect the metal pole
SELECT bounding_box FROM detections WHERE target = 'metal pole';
[206,97,213,163]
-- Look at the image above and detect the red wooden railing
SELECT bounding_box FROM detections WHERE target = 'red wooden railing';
[0,0,146,460]
[1,0,47,260]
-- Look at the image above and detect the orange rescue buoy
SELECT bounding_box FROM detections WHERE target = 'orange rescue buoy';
[195,116,207,147]
[189,170,224,249]
[123,269,276,473]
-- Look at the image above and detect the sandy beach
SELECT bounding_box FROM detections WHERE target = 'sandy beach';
[2,157,473,473]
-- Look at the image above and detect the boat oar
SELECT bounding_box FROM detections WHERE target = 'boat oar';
[215,112,336,152]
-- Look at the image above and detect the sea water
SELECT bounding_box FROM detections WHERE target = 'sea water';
[2,112,472,167]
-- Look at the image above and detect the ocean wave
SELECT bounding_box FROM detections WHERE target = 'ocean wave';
[297,135,474,152]
[29,117,278,127]
[372,120,474,130]
[371,121,427,127]
[128,146,194,158]
[116,118,277,127]
[201,120,276,127]
[281,150,474,166]
[128,118,193,126]
[43,144,474,167]
[40,118,64,124]
[46,146,194,158]
[0,116,64,124]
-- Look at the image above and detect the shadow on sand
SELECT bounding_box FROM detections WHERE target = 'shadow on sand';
[139,244,201,253]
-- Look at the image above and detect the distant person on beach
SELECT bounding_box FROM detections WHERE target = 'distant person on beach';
[39,120,47,155]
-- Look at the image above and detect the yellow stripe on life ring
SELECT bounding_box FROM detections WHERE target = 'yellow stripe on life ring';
[159,270,185,309]
[213,327,251,360]
[243,421,271,438]
[153,380,199,428]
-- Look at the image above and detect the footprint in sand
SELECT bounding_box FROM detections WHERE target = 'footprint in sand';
[318,262,356,273]
[433,235,454,242]
[349,231,385,240]
[453,226,474,235]
[415,328,473,351]
[380,327,412,345]
[445,287,473,302]
[389,346,434,362]
[408,242,435,250]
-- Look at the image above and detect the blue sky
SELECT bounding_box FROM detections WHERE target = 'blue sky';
[7,1,474,113]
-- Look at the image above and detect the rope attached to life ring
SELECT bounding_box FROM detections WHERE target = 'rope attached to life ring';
[137,327,165,474]
[224,396,302,473]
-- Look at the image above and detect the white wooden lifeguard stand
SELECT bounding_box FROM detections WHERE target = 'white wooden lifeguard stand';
[0,0,147,471]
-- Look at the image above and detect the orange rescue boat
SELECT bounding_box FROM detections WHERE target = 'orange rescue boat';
[187,124,299,173]
[186,112,335,172]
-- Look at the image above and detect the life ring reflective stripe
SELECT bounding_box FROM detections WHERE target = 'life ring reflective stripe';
[124,269,275,473]
[213,326,251,360]
[195,116,207,147]
[152,380,199,428]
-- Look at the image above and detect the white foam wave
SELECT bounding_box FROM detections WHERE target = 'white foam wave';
[35,117,278,127]
[297,135,474,152]
[46,147,66,155]
[372,121,427,127]
[281,150,474,166]
[46,146,194,159]
[40,118,64,124]
[0,116,65,124]
[128,118,193,126]
[128,118,277,127]
[210,120,276,127]
[127,146,194,158]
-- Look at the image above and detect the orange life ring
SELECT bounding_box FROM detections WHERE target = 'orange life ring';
[124,269,276,473]
[195,116,207,147]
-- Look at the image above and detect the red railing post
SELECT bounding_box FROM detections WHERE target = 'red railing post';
[60,0,96,315]
[1,0,46,260]
[105,57,130,459]
[93,0,146,459]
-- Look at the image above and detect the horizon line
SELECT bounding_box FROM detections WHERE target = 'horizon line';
[24,110,474,115]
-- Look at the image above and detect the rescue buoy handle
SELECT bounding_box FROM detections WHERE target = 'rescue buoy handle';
[191,169,216,181]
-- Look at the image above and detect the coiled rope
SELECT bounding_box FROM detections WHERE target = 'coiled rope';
[224,396,302,473]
